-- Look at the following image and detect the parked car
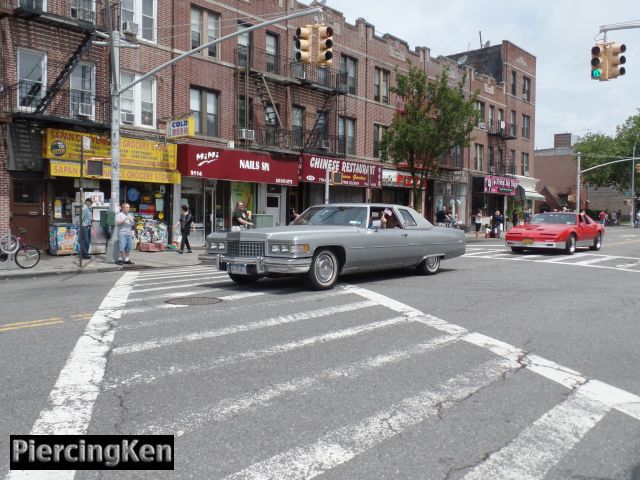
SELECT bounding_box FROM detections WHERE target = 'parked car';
[200,203,466,290]
[505,211,604,254]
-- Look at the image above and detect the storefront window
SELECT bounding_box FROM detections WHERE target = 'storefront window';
[434,181,467,224]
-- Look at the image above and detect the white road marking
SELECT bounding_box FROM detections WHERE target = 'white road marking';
[6,272,138,480]
[135,272,227,286]
[105,316,411,390]
[144,334,459,436]
[462,393,610,480]
[571,255,617,266]
[222,357,518,480]
[135,267,213,278]
[113,300,378,355]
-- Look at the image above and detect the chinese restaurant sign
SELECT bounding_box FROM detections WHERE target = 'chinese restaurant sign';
[299,154,382,188]
[484,175,519,195]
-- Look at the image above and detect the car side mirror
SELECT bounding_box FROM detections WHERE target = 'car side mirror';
[371,220,382,229]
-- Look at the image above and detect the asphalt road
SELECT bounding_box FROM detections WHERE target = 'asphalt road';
[1,227,640,479]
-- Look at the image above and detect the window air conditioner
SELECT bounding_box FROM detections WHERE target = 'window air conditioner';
[319,139,330,150]
[478,122,486,130]
[293,64,306,80]
[500,120,506,129]
[77,103,92,117]
[121,112,135,124]
[238,128,255,141]
[122,21,139,36]
[522,93,529,101]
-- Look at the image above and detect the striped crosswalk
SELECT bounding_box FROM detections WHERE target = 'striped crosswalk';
[16,265,640,479]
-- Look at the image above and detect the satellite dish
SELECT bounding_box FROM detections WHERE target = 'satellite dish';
[456,54,468,66]
[484,40,490,48]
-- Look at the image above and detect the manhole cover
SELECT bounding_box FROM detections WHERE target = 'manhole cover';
[166,297,222,305]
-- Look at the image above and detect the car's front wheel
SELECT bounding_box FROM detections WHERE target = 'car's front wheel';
[228,273,260,285]
[511,247,524,253]
[564,234,577,255]
[416,255,441,275]
[589,233,602,251]
[305,249,339,290]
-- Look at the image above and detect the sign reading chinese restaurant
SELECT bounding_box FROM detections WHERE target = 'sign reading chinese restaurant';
[178,145,299,185]
[299,154,382,188]
[44,129,180,184]
[167,117,195,139]
[484,175,519,195]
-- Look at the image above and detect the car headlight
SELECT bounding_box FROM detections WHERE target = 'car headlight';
[270,244,280,253]
[289,244,309,254]
[210,241,226,250]
[269,243,309,254]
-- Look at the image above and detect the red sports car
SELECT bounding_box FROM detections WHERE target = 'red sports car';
[505,212,604,255]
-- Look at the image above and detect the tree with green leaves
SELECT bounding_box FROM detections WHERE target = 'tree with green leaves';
[575,111,640,192]
[380,65,478,211]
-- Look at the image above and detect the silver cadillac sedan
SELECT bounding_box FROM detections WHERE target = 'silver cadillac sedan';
[200,203,465,290]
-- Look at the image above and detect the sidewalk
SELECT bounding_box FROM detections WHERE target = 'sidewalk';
[0,246,204,280]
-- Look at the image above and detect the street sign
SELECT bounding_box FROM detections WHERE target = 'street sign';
[623,191,632,197]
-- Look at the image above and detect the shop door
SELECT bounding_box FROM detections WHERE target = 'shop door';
[204,188,217,235]
[266,194,281,227]
[11,175,48,250]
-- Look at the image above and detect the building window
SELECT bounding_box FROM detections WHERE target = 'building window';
[71,0,95,22]
[266,32,279,74]
[340,55,357,95]
[120,71,155,127]
[121,0,155,42]
[488,105,495,127]
[190,88,219,137]
[373,124,387,158]
[238,95,253,130]
[509,110,517,137]
[523,76,531,101]
[475,101,485,126]
[315,111,328,146]
[509,149,516,175]
[511,70,516,95]
[70,62,94,119]
[17,49,45,109]
[191,8,219,57]
[237,22,251,67]
[521,152,529,176]
[292,106,304,148]
[374,67,389,104]
[474,143,484,171]
[521,114,531,139]
[488,147,495,173]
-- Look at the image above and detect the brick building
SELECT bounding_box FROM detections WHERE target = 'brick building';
[1,0,538,250]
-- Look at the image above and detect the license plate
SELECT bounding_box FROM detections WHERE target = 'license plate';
[229,264,247,274]
[522,238,534,244]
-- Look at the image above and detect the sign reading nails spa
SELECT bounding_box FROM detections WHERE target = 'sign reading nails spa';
[299,154,382,188]
[484,175,519,195]
[178,145,298,185]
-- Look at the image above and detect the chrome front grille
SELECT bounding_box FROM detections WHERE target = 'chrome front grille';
[227,240,264,258]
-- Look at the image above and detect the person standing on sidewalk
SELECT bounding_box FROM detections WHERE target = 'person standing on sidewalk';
[80,198,93,259]
[474,208,483,239]
[174,205,195,254]
[116,203,135,265]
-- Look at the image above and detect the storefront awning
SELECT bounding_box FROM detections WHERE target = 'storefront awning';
[525,191,545,201]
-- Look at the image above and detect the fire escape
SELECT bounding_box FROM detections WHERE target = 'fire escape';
[234,44,347,156]
[487,119,517,175]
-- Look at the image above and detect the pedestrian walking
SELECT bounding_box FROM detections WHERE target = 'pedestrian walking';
[80,198,93,259]
[512,210,518,227]
[174,205,195,254]
[492,210,504,239]
[116,203,135,265]
[474,208,483,239]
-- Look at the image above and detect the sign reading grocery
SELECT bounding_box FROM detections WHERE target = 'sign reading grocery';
[43,128,177,170]
[50,160,181,184]
[299,154,382,188]
[178,145,298,185]
[484,175,519,195]
[167,117,195,139]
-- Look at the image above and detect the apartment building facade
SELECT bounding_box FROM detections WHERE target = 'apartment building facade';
[0,0,538,250]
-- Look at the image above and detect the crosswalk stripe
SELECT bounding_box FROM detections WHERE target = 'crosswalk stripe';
[568,255,617,266]
[144,334,459,436]
[135,267,212,278]
[125,287,225,303]
[462,393,610,479]
[105,316,412,391]
[113,300,378,355]
[134,272,227,287]
[222,357,517,480]
[131,279,222,294]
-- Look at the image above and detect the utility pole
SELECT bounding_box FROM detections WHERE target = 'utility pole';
[576,152,581,212]
[632,135,638,226]
[100,5,321,261]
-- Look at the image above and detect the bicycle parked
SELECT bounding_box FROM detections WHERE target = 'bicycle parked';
[0,228,41,269]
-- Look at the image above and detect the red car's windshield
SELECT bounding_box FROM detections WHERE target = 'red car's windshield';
[531,213,577,225]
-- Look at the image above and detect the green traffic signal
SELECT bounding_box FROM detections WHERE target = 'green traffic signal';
[592,68,602,79]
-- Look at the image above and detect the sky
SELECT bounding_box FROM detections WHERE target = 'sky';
[325,1,640,149]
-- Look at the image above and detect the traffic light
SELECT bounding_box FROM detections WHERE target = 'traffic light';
[591,43,606,80]
[294,25,313,64]
[607,42,626,80]
[317,25,334,66]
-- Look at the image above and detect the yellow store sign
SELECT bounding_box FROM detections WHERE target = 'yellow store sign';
[43,128,177,170]
[50,160,181,184]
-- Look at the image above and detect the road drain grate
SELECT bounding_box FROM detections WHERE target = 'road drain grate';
[166,297,222,305]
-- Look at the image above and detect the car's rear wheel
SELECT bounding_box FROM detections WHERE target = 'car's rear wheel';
[564,234,576,255]
[416,255,441,275]
[511,247,524,253]
[305,249,338,290]
[589,233,602,251]
[228,273,260,284]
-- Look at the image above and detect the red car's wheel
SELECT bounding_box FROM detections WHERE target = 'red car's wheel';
[564,234,576,255]
[589,233,602,251]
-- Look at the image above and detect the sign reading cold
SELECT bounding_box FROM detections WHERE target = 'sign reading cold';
[299,154,382,188]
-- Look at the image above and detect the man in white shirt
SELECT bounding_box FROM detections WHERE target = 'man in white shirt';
[80,198,93,259]
[116,203,135,265]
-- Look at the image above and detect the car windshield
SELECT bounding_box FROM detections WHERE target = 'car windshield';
[291,206,368,227]
[531,213,577,225]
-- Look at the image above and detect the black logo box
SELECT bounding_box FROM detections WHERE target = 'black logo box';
[10,435,174,470]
